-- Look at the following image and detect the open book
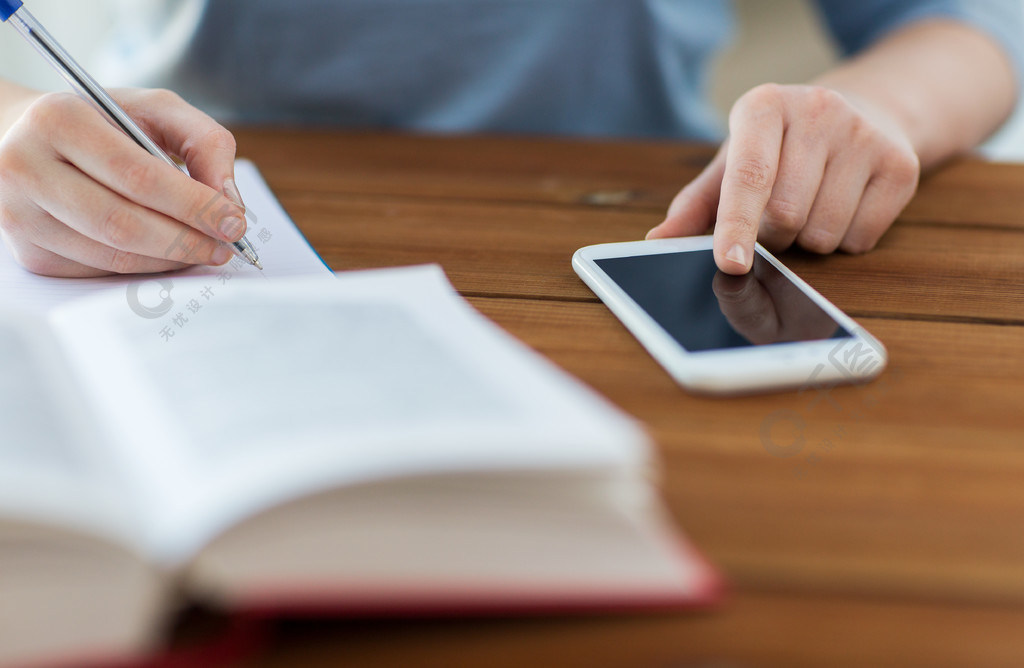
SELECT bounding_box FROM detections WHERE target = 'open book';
[0,166,719,667]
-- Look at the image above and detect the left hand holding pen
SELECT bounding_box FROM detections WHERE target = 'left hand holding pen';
[647,83,920,274]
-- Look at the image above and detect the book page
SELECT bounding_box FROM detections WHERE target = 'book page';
[0,312,139,545]
[0,319,81,470]
[0,159,332,314]
[0,158,331,552]
[46,266,650,565]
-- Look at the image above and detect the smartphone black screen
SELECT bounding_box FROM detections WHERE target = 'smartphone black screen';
[594,250,850,352]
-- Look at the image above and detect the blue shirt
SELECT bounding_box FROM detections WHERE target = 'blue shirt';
[102,0,1024,140]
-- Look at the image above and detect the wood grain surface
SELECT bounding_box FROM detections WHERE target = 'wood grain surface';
[216,130,1024,667]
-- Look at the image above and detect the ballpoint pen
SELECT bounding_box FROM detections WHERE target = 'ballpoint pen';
[0,0,262,270]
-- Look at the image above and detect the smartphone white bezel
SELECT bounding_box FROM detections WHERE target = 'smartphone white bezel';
[572,236,887,395]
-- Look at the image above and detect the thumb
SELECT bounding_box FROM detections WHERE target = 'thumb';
[646,143,727,240]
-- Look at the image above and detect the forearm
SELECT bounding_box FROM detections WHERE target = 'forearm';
[814,20,1017,170]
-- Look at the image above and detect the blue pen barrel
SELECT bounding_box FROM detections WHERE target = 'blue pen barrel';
[0,1,21,22]
[0,0,23,22]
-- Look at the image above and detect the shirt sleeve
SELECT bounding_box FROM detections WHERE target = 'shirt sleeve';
[814,0,1024,89]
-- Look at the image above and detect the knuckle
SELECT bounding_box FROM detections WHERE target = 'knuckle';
[803,87,847,126]
[846,114,872,146]
[19,255,51,276]
[842,212,894,255]
[0,133,51,203]
[762,197,805,233]
[719,213,759,237]
[165,229,206,263]
[114,156,159,195]
[0,144,23,178]
[12,244,55,276]
[203,126,237,154]
[839,234,879,255]
[21,93,66,128]
[0,165,27,212]
[807,86,843,111]
[21,93,89,139]
[841,215,890,253]
[184,193,223,235]
[147,88,184,108]
[883,149,921,188]
[99,205,139,249]
[0,210,31,249]
[731,156,775,193]
[0,202,43,243]
[798,227,842,254]
[731,83,784,122]
[746,82,785,107]
[179,116,236,163]
[107,247,139,275]
[181,126,237,169]
[0,204,24,236]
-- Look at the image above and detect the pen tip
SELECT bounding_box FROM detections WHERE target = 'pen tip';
[254,260,263,270]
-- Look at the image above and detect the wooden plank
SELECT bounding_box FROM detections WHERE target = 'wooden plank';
[784,222,1024,323]
[274,191,1024,322]
[467,297,1024,604]
[274,192,647,300]
[470,299,1024,453]
[253,590,1024,668]
[236,130,1024,230]
[903,158,1024,230]
[234,129,709,212]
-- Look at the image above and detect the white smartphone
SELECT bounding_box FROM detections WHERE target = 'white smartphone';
[572,236,886,395]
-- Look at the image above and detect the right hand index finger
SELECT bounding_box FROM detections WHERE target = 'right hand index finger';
[714,86,785,274]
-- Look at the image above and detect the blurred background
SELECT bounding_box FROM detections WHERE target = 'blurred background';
[2,0,1023,159]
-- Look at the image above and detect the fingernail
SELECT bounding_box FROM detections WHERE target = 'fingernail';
[222,178,246,210]
[211,246,233,265]
[646,220,667,240]
[726,243,748,267]
[219,216,245,241]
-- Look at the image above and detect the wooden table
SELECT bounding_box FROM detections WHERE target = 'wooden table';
[219,129,1024,667]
